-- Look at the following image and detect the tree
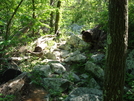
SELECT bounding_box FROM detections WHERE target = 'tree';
[5,0,24,40]
[104,0,128,101]
[50,0,54,33]
[55,0,61,36]
[32,0,36,35]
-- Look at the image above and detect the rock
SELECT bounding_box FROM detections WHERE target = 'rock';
[53,51,61,57]
[1,69,22,84]
[50,63,66,74]
[45,52,57,60]
[88,78,101,89]
[60,50,70,58]
[33,65,52,77]
[59,34,89,51]
[91,53,105,62]
[66,35,90,51]
[63,72,80,82]
[41,59,60,64]
[85,61,104,82]
[64,54,86,62]
[0,72,28,100]
[49,42,57,52]
[42,78,70,93]
[78,40,90,50]
[53,51,61,61]
[59,44,72,51]
[77,74,100,89]
[80,74,89,79]
[126,50,134,71]
[64,87,102,101]
[64,50,86,62]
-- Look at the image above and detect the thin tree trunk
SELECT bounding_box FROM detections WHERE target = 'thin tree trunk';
[103,0,128,101]
[55,0,61,36]
[5,0,24,40]
[50,0,54,34]
[32,0,36,36]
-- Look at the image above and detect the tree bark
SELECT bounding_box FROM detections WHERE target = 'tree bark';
[50,0,54,34]
[55,0,61,36]
[32,0,36,36]
[103,0,128,101]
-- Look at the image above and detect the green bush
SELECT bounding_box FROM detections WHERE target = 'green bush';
[124,73,134,101]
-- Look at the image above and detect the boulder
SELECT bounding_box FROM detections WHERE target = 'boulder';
[63,71,80,82]
[50,63,66,74]
[0,69,22,84]
[78,75,100,89]
[45,52,57,60]
[33,65,52,77]
[60,50,70,58]
[41,59,60,64]
[42,78,70,93]
[91,53,105,62]
[64,87,102,101]
[59,44,72,51]
[66,35,90,51]
[64,50,86,62]
[0,72,48,101]
[85,61,104,82]
[88,78,101,89]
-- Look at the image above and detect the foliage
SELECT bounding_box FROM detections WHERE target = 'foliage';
[0,94,15,101]
[0,0,134,59]
[71,61,86,74]
[128,1,134,48]
[126,50,134,70]
[61,0,108,33]
[124,73,134,101]
[29,70,44,86]
[0,0,134,100]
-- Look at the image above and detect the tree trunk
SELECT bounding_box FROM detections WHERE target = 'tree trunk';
[32,0,36,36]
[50,0,54,34]
[103,0,128,101]
[55,0,61,36]
[5,0,24,40]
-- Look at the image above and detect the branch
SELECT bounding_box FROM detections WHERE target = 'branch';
[5,0,25,40]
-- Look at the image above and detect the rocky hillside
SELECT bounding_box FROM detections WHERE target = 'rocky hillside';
[0,33,133,101]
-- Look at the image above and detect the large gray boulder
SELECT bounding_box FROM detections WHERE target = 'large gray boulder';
[42,78,70,93]
[66,35,90,51]
[33,65,52,77]
[63,71,80,82]
[45,52,57,60]
[64,50,86,62]
[91,53,105,62]
[50,63,66,74]
[64,87,102,101]
[79,74,100,89]
[85,61,104,82]
[88,78,101,89]
[59,35,89,51]
[60,50,70,58]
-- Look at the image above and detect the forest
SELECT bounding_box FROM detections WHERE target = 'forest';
[0,0,134,101]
